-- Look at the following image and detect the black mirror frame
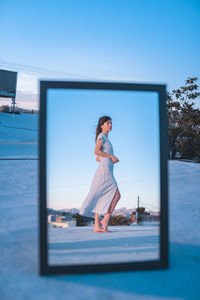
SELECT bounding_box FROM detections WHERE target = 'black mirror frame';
[39,80,168,275]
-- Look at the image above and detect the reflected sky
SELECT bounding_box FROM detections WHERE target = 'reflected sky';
[46,88,160,212]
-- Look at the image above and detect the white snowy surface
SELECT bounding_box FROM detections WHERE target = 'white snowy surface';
[0,112,200,299]
[0,112,38,142]
[1,160,200,300]
[48,225,160,265]
[0,112,38,158]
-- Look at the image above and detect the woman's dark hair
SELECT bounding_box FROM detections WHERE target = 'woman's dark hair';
[95,116,112,142]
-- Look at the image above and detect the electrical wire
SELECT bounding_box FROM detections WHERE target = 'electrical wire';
[0,124,38,131]
[139,200,160,210]
[0,59,99,80]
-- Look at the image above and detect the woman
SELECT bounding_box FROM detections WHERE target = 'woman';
[79,116,121,232]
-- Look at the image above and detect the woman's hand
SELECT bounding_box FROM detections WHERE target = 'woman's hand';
[96,155,100,162]
[110,155,119,163]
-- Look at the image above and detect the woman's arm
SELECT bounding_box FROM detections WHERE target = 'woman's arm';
[95,138,119,163]
[94,138,112,159]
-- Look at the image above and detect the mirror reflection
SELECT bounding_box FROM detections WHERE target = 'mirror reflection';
[46,89,160,266]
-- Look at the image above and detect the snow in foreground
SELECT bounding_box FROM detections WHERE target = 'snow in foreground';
[0,159,200,300]
[0,112,38,158]
[0,113,200,299]
[48,225,160,265]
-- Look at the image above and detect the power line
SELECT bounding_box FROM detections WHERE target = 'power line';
[139,200,159,210]
[119,179,158,183]
[49,179,158,189]
[0,124,38,131]
[0,59,98,80]
[0,158,38,160]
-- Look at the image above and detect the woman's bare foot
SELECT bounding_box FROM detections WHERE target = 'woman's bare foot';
[94,226,104,232]
[100,219,111,233]
[94,213,104,232]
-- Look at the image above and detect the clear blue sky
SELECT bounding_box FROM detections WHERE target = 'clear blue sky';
[0,0,199,210]
[47,89,160,211]
[0,0,200,108]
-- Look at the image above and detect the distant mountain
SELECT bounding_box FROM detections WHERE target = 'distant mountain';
[112,207,159,217]
[149,211,160,216]
[60,208,80,214]
[48,207,159,217]
[47,208,73,217]
[57,207,135,216]
[111,207,135,217]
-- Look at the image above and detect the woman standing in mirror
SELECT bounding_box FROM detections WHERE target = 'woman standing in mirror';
[79,116,121,232]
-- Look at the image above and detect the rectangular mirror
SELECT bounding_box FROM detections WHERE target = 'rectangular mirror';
[39,81,168,275]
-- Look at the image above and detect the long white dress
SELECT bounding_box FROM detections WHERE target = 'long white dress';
[79,132,118,217]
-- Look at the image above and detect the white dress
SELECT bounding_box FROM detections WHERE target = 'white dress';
[79,132,118,217]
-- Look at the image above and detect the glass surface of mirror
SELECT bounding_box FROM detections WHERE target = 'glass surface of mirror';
[46,88,160,266]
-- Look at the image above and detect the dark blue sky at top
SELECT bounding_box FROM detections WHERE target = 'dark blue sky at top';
[0,0,199,108]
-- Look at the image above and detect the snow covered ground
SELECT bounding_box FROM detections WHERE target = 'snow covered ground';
[0,112,200,299]
[0,111,38,158]
[48,225,160,265]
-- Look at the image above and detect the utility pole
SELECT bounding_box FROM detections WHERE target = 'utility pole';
[11,96,16,113]
[137,196,140,224]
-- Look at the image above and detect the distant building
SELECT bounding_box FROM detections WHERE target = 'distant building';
[0,69,18,112]
[48,213,77,228]
[48,214,56,222]
[66,217,76,227]
[130,212,137,224]
[55,216,65,222]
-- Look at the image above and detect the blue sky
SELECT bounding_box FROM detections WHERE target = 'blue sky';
[46,89,160,210]
[0,0,200,108]
[0,0,199,211]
